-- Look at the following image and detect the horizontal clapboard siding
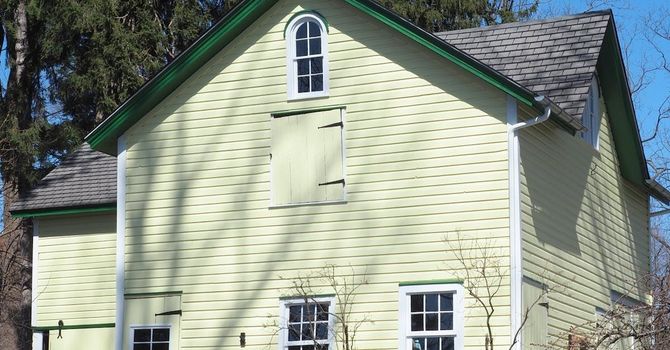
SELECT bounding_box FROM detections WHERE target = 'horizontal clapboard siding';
[124,1,511,349]
[36,214,116,326]
[519,99,649,345]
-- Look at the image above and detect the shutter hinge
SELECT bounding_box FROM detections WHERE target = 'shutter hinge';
[155,310,182,316]
[318,179,345,186]
[318,121,343,129]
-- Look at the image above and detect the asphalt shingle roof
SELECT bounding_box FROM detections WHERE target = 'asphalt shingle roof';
[436,10,610,120]
[10,144,116,213]
[11,11,614,213]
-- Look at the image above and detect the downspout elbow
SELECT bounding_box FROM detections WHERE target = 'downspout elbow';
[510,96,552,132]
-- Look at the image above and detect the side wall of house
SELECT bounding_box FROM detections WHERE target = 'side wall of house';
[519,95,649,345]
[123,1,513,349]
[36,213,116,350]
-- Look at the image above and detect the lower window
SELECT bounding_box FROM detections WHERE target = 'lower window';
[280,297,335,350]
[399,284,464,350]
[131,326,170,350]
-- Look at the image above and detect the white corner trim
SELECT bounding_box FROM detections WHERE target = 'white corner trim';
[507,95,522,350]
[31,219,40,350]
[397,284,465,350]
[115,134,127,350]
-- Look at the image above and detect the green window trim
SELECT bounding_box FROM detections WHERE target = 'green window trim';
[398,279,464,286]
[11,204,117,218]
[33,323,115,332]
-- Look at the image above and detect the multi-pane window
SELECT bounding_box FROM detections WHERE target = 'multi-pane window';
[131,327,170,350]
[399,285,464,350]
[280,298,334,350]
[580,76,601,148]
[286,14,329,99]
[270,108,345,206]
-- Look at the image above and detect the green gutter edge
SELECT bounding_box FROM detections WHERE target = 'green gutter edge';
[11,204,117,218]
[33,323,115,332]
[399,278,464,286]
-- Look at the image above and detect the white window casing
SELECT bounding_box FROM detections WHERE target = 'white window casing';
[286,13,329,100]
[278,297,336,350]
[398,284,465,350]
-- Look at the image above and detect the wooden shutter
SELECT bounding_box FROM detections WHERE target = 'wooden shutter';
[271,109,344,205]
[522,279,548,349]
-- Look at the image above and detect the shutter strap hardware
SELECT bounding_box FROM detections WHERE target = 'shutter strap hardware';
[318,179,345,186]
[318,121,343,129]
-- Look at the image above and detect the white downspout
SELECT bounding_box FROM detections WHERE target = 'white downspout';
[508,95,551,350]
[32,219,42,350]
[115,135,127,350]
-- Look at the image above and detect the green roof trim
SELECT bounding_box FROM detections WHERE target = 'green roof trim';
[33,323,115,332]
[11,204,117,218]
[85,0,279,154]
[86,0,544,155]
[597,17,648,189]
[399,278,464,286]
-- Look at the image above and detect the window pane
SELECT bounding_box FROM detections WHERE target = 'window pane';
[440,294,453,311]
[308,21,320,37]
[296,39,308,56]
[427,337,440,350]
[317,303,329,320]
[298,77,310,93]
[441,337,454,350]
[298,59,310,75]
[290,305,302,322]
[133,344,150,350]
[426,294,438,311]
[289,347,301,350]
[440,313,453,330]
[411,314,424,331]
[134,329,151,342]
[152,328,169,341]
[309,38,321,55]
[303,304,316,322]
[411,295,423,312]
[316,323,328,339]
[311,75,323,92]
[297,23,307,39]
[302,323,312,340]
[310,58,323,74]
[412,338,425,350]
[288,324,300,341]
[425,313,438,330]
[153,344,169,350]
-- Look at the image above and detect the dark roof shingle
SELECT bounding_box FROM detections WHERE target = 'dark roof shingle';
[436,11,610,120]
[10,144,116,213]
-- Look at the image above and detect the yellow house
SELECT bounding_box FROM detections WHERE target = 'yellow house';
[11,1,669,350]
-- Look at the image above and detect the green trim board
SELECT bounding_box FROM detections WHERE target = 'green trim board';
[33,323,115,332]
[272,105,345,118]
[11,204,117,218]
[125,291,183,299]
[85,0,545,156]
[279,293,336,300]
[399,279,464,286]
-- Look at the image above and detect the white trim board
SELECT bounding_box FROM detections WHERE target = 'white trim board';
[115,134,127,350]
[31,219,41,350]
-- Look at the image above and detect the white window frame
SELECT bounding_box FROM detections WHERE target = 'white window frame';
[278,296,336,350]
[285,13,329,100]
[581,76,601,149]
[398,284,465,350]
[129,324,172,350]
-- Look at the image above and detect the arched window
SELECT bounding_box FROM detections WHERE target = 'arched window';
[286,13,329,100]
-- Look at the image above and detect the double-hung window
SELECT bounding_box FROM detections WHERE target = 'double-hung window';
[270,108,345,206]
[399,284,464,350]
[286,13,329,100]
[279,297,335,350]
[130,326,171,350]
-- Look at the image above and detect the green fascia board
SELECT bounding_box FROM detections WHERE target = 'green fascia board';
[85,0,279,155]
[86,0,545,156]
[597,17,648,188]
[399,278,464,286]
[33,323,115,332]
[11,204,117,218]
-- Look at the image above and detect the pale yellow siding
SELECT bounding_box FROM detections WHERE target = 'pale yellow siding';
[36,213,116,350]
[519,97,649,345]
[123,0,511,349]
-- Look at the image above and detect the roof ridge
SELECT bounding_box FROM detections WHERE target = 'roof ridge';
[437,9,612,36]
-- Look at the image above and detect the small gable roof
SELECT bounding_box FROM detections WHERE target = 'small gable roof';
[10,144,117,217]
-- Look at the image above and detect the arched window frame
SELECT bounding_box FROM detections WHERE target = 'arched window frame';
[285,13,329,100]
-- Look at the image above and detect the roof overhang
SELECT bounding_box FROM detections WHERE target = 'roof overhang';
[11,203,117,218]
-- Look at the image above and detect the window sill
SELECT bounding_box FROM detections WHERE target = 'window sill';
[269,200,347,209]
[287,91,329,101]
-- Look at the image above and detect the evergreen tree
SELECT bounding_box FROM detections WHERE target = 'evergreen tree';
[378,0,539,32]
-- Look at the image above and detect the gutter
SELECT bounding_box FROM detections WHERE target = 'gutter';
[507,95,551,350]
